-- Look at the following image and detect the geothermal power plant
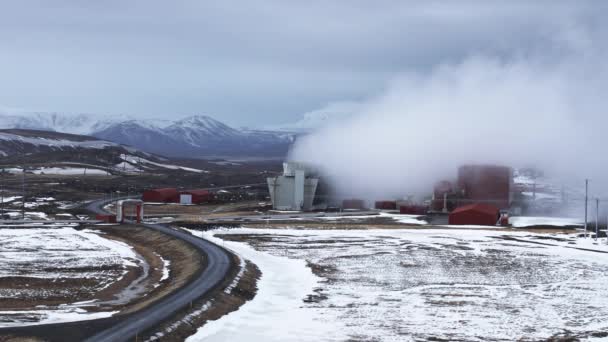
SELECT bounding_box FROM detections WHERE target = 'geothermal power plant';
[266,162,525,226]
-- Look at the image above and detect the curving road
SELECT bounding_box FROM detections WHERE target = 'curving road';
[84,199,233,342]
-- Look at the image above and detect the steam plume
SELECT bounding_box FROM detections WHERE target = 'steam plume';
[289,26,608,202]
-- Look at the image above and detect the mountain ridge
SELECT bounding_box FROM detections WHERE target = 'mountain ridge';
[0,112,295,158]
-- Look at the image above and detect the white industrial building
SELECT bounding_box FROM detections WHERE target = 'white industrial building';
[267,162,319,211]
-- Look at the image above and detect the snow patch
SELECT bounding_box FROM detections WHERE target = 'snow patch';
[510,216,583,228]
[186,229,346,342]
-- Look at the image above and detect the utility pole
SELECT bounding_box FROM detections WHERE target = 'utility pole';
[1,168,4,220]
[595,198,599,241]
[584,179,588,238]
[21,168,25,220]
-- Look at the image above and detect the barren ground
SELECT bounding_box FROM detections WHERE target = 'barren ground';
[197,226,608,342]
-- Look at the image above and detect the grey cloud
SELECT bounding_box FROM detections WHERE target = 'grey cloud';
[0,1,605,125]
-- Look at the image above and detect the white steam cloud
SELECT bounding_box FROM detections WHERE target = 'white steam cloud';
[289,25,608,202]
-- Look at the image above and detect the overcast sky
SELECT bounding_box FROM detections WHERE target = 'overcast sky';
[0,1,605,126]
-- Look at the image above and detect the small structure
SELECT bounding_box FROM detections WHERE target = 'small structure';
[343,199,365,210]
[267,162,319,211]
[95,214,117,223]
[375,201,397,210]
[116,199,144,223]
[431,180,455,212]
[142,188,179,203]
[179,193,192,204]
[448,203,499,226]
[458,165,513,209]
[400,204,428,215]
[180,189,213,204]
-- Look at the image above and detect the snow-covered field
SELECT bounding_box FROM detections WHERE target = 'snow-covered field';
[0,132,116,149]
[190,228,608,341]
[32,167,110,175]
[319,212,426,225]
[509,216,583,228]
[0,196,80,220]
[6,166,110,175]
[120,154,207,173]
[0,227,139,327]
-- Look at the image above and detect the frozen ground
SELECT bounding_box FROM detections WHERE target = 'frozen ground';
[190,227,608,341]
[1,195,80,220]
[319,212,426,225]
[32,167,110,175]
[187,229,345,342]
[120,154,207,173]
[0,227,140,327]
[509,216,583,228]
[6,166,110,175]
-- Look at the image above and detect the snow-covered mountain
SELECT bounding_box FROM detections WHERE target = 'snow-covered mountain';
[0,111,294,158]
[0,110,123,135]
[0,129,209,174]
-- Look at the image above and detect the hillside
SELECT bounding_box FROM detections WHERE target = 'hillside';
[0,129,206,174]
[0,111,295,158]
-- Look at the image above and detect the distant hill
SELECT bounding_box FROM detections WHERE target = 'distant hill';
[0,129,206,174]
[0,111,295,158]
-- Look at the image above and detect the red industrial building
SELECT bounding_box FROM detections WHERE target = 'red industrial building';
[142,188,214,204]
[142,188,179,203]
[431,180,455,211]
[179,189,213,204]
[399,204,428,215]
[448,203,500,226]
[95,214,117,223]
[375,201,397,210]
[458,165,512,209]
[343,199,365,210]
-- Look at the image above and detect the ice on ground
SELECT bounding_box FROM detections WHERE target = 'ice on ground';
[379,212,427,224]
[152,253,171,288]
[0,308,117,328]
[21,211,49,220]
[35,197,55,201]
[186,229,347,342]
[510,216,583,228]
[192,227,608,341]
[319,212,426,225]
[0,132,116,149]
[55,213,75,219]
[0,227,138,278]
[31,167,110,175]
[0,227,140,327]
[0,196,21,203]
[115,161,142,172]
[119,154,207,173]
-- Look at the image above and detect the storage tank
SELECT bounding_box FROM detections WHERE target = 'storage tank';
[432,180,454,212]
[142,188,179,203]
[375,201,397,210]
[449,203,500,226]
[457,165,513,209]
[342,199,365,210]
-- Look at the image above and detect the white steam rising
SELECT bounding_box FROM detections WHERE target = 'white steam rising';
[289,29,608,202]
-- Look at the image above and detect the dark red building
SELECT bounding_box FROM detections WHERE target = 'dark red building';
[95,214,117,223]
[375,201,397,210]
[142,188,179,203]
[431,180,455,211]
[449,203,500,226]
[180,189,213,204]
[343,199,365,210]
[399,204,428,215]
[458,165,512,209]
